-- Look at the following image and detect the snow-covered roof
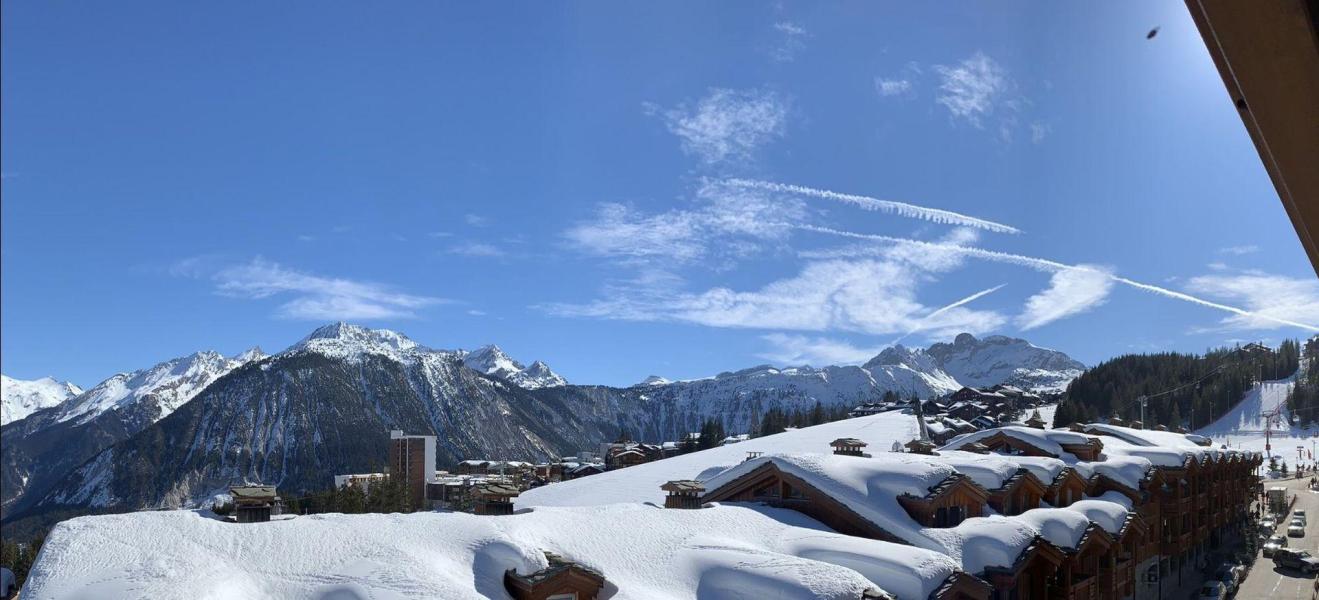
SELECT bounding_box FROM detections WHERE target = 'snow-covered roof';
[703,453,957,552]
[943,426,1093,458]
[699,452,1135,575]
[1071,454,1153,490]
[1083,423,1259,467]
[25,504,963,600]
[519,411,925,509]
[1065,492,1134,536]
[1014,508,1091,550]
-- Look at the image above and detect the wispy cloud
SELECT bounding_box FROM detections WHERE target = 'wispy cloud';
[875,78,913,98]
[297,235,316,243]
[467,309,487,317]
[1218,245,1259,256]
[429,231,454,238]
[1016,265,1114,330]
[1185,272,1319,332]
[214,258,446,320]
[547,228,1006,339]
[934,52,1010,128]
[1029,122,1051,144]
[770,22,809,63]
[799,225,1319,332]
[564,180,806,266]
[757,334,881,366]
[649,88,789,166]
[448,242,507,258]
[465,214,488,227]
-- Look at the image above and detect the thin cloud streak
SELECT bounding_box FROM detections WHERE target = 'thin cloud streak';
[728,179,1021,234]
[215,258,447,320]
[799,225,1319,332]
[891,284,1006,345]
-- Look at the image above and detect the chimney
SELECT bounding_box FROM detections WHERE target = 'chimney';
[662,480,705,509]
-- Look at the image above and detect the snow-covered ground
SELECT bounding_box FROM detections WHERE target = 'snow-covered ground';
[24,504,959,600]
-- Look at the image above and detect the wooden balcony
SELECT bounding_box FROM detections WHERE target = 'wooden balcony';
[1099,561,1134,597]
[1162,532,1194,555]
[1053,575,1097,600]
[1161,496,1192,514]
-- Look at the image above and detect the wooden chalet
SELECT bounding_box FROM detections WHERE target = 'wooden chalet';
[504,551,606,600]
[474,482,521,515]
[985,468,1047,516]
[896,473,987,527]
[697,423,1261,600]
[1046,468,1091,507]
[979,536,1065,599]
[946,401,984,422]
[230,485,279,523]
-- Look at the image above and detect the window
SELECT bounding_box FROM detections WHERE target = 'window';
[934,505,967,527]
[547,594,577,600]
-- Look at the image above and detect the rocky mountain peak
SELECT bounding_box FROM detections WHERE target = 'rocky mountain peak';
[291,323,420,358]
[636,375,672,387]
[231,347,266,363]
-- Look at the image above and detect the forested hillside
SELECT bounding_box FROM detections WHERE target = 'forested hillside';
[1286,340,1319,425]
[1053,341,1300,429]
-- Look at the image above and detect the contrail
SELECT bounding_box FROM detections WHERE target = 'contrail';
[799,225,1319,332]
[891,284,1007,346]
[727,179,1022,235]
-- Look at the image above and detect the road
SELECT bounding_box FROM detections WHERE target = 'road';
[1238,477,1319,599]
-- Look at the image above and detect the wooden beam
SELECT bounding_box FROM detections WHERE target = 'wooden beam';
[1185,0,1319,276]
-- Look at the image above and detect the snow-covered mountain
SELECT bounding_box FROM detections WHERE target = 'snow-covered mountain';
[925,333,1085,393]
[461,345,568,389]
[9,324,1083,522]
[1,348,264,516]
[635,375,672,387]
[33,324,609,512]
[0,375,82,426]
[52,349,261,426]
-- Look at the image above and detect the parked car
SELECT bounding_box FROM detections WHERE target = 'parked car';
[1197,581,1226,600]
[1261,517,1278,532]
[1274,548,1319,573]
[1264,534,1290,557]
[1295,509,1308,526]
[1289,523,1306,537]
[1213,565,1239,594]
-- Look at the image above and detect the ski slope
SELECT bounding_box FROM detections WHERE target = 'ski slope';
[1196,358,1314,460]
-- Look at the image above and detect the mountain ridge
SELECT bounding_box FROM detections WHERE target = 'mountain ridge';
[3,324,1085,529]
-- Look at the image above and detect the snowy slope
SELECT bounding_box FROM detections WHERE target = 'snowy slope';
[24,504,959,600]
[520,410,922,509]
[0,375,81,425]
[1197,356,1312,459]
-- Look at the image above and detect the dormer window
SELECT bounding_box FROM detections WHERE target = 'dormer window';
[935,505,967,527]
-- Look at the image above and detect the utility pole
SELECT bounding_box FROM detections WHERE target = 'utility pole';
[1139,395,1147,427]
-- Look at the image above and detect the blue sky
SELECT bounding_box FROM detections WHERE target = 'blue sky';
[3,1,1317,388]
